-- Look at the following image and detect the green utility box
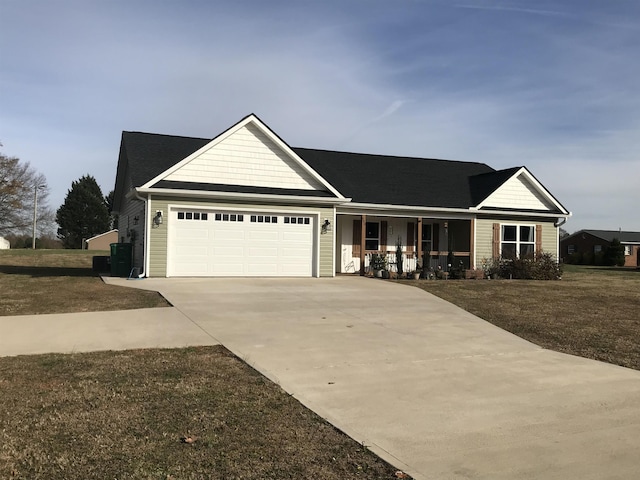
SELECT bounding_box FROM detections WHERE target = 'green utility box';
[110,243,133,277]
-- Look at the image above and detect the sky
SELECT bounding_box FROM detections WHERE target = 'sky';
[1,0,639,234]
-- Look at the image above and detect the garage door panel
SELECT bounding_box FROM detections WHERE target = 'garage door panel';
[214,230,246,241]
[281,231,312,242]
[169,209,314,277]
[212,264,245,275]
[176,228,209,240]
[213,246,245,257]
[248,264,279,275]
[247,247,278,257]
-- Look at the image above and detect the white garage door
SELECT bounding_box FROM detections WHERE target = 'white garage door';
[168,209,315,277]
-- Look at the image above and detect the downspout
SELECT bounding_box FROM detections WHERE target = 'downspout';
[554,217,568,263]
[132,189,148,278]
[554,217,567,228]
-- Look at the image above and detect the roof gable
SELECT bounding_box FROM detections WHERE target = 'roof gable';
[474,167,569,214]
[144,114,343,198]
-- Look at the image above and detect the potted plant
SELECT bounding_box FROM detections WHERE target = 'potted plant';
[371,253,387,278]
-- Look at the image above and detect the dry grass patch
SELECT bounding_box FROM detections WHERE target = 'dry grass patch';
[400,265,640,370]
[0,250,168,316]
[0,346,406,480]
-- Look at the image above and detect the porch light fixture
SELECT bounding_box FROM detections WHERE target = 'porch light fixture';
[321,219,332,234]
[153,210,163,225]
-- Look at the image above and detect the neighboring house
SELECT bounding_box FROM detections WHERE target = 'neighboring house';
[0,237,9,250]
[112,113,571,278]
[561,230,640,267]
[85,229,119,251]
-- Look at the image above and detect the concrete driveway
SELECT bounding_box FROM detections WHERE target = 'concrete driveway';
[105,276,640,480]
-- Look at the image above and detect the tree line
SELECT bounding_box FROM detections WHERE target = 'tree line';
[1,150,114,249]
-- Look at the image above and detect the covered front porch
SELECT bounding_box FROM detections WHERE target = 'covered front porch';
[335,214,475,275]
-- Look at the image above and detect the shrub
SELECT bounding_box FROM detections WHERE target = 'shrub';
[486,252,562,280]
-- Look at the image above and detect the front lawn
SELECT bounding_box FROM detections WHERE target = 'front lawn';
[402,265,640,370]
[0,250,168,316]
[0,346,405,479]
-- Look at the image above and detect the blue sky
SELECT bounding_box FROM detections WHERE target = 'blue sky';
[1,0,639,233]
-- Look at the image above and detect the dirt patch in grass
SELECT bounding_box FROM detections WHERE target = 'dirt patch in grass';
[400,265,640,370]
[0,346,406,479]
[0,250,168,316]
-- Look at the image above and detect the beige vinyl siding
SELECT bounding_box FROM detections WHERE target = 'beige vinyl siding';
[148,197,334,277]
[483,175,553,211]
[318,208,335,277]
[476,217,559,260]
[475,218,494,262]
[165,123,322,190]
[120,196,145,272]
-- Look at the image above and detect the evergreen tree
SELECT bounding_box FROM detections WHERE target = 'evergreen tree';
[105,189,118,229]
[56,175,110,248]
[604,238,625,267]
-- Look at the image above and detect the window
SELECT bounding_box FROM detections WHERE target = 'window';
[214,212,243,222]
[252,215,278,223]
[365,222,379,251]
[594,245,602,253]
[567,245,576,255]
[177,211,208,221]
[501,225,535,258]
[283,216,308,225]
[421,224,432,254]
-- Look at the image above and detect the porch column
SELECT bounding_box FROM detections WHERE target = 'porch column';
[360,215,366,275]
[469,218,475,269]
[417,217,423,264]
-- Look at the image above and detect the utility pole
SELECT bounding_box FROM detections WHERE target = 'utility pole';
[32,184,44,249]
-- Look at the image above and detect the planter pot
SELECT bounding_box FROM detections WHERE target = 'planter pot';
[413,273,421,280]
[375,270,383,278]
[381,270,390,279]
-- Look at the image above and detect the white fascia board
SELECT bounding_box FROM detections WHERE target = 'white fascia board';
[339,202,571,220]
[140,114,346,199]
[136,187,349,206]
[474,167,570,214]
[85,229,118,242]
[338,203,476,219]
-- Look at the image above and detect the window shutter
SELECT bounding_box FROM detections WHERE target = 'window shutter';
[492,223,500,258]
[536,224,543,253]
[380,221,388,251]
[432,223,440,252]
[406,222,415,252]
[352,220,361,256]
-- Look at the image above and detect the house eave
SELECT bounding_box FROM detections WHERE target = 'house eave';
[135,187,350,206]
[338,202,572,219]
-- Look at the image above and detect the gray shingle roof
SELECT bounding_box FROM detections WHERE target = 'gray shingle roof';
[293,147,496,208]
[577,230,640,243]
[114,129,559,212]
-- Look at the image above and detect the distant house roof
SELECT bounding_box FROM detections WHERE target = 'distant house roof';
[85,229,118,242]
[565,229,640,244]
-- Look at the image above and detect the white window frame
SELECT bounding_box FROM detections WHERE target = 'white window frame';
[501,224,536,259]
[624,245,632,256]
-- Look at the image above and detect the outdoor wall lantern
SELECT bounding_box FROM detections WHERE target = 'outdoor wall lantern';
[153,210,163,226]
[321,219,332,234]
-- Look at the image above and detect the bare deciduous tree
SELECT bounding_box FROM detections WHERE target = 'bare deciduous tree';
[0,152,54,236]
